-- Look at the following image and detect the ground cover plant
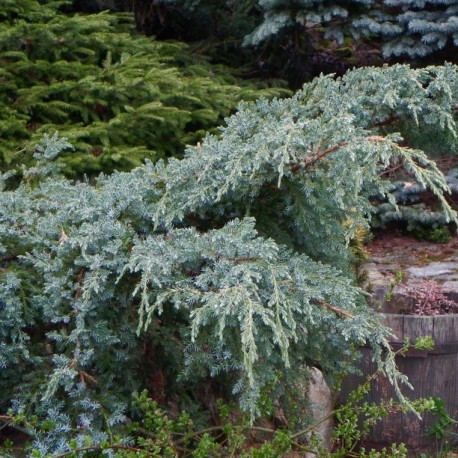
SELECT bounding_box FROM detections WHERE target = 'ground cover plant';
[0,63,457,456]
[399,280,458,315]
[0,0,288,177]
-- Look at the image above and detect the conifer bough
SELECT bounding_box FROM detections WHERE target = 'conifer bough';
[0,64,457,454]
[0,0,288,177]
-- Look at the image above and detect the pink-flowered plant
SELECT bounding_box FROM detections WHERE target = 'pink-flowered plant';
[399,280,458,315]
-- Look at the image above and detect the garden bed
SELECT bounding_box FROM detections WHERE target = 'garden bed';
[342,232,458,454]
[363,232,458,314]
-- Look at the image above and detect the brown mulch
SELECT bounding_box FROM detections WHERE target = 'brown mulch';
[365,231,458,267]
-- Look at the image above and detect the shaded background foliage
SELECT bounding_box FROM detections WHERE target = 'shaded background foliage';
[2,0,455,179]
[73,0,457,89]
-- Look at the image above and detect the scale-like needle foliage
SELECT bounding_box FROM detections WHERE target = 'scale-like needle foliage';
[0,64,457,454]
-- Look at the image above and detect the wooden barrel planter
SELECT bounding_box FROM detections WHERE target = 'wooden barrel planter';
[340,313,458,453]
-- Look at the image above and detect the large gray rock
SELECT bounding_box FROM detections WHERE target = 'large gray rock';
[305,367,334,457]
[408,262,458,278]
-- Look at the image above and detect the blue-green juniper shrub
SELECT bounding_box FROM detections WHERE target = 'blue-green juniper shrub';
[0,63,457,455]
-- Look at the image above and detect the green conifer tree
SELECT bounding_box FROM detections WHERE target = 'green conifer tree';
[0,0,288,176]
[241,0,381,86]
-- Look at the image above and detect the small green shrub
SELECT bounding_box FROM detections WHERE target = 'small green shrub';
[0,338,447,457]
[414,226,452,244]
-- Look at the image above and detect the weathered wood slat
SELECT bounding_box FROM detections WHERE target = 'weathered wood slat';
[433,314,458,341]
[382,314,404,342]
[403,315,434,341]
[340,313,458,454]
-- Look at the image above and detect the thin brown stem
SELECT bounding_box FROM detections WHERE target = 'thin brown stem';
[0,416,31,436]
[291,135,393,174]
[224,257,257,263]
[316,300,354,319]
[378,161,404,177]
[290,141,350,173]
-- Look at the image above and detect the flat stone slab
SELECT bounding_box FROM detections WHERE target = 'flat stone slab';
[408,262,458,278]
